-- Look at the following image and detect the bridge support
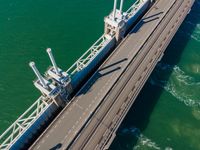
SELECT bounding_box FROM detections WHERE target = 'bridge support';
[29,62,48,89]
[47,48,60,75]
[104,0,127,42]
[29,61,64,107]
[119,0,124,15]
[113,0,117,20]
[46,48,73,101]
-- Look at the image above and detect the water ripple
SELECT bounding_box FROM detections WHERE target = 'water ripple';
[149,63,200,109]
[120,127,173,150]
[121,127,161,150]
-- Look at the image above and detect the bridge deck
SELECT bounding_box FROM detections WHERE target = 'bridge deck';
[69,0,194,149]
[30,0,193,149]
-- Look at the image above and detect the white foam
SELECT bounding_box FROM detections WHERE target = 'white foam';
[149,63,200,109]
[191,34,200,42]
[179,29,200,42]
[180,19,200,42]
[164,83,200,108]
[165,147,173,150]
[136,135,161,150]
[121,127,161,150]
[173,66,200,86]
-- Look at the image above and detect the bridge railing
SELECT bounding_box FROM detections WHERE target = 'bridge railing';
[0,96,53,150]
[0,0,148,149]
[0,34,113,150]
[126,0,145,17]
[66,34,112,76]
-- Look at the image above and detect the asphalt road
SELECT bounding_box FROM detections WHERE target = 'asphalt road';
[30,0,194,149]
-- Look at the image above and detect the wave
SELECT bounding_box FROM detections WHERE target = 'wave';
[178,22,200,42]
[135,135,161,150]
[120,127,174,150]
[181,8,200,42]
[191,22,200,42]
[121,127,161,150]
[178,30,200,43]
[191,33,200,42]
[185,21,200,32]
[149,63,200,109]
[165,147,173,150]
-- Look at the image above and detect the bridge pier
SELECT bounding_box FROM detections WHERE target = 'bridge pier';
[29,61,65,107]
[46,48,73,101]
[104,0,127,42]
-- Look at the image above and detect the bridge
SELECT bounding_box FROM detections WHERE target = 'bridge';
[0,0,195,149]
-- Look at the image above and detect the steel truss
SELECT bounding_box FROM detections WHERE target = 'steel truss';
[0,97,53,150]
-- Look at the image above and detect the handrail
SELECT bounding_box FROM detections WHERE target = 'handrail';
[0,96,53,149]
[66,34,112,76]
[0,0,147,149]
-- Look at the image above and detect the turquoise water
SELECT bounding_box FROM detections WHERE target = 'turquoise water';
[0,0,199,149]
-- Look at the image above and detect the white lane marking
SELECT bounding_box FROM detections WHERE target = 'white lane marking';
[36,145,40,149]
[75,103,83,110]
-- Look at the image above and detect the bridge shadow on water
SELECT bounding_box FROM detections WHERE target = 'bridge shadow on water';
[110,2,200,150]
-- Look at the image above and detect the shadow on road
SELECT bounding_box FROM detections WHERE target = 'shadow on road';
[76,58,127,96]
[49,143,62,150]
[131,11,163,33]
